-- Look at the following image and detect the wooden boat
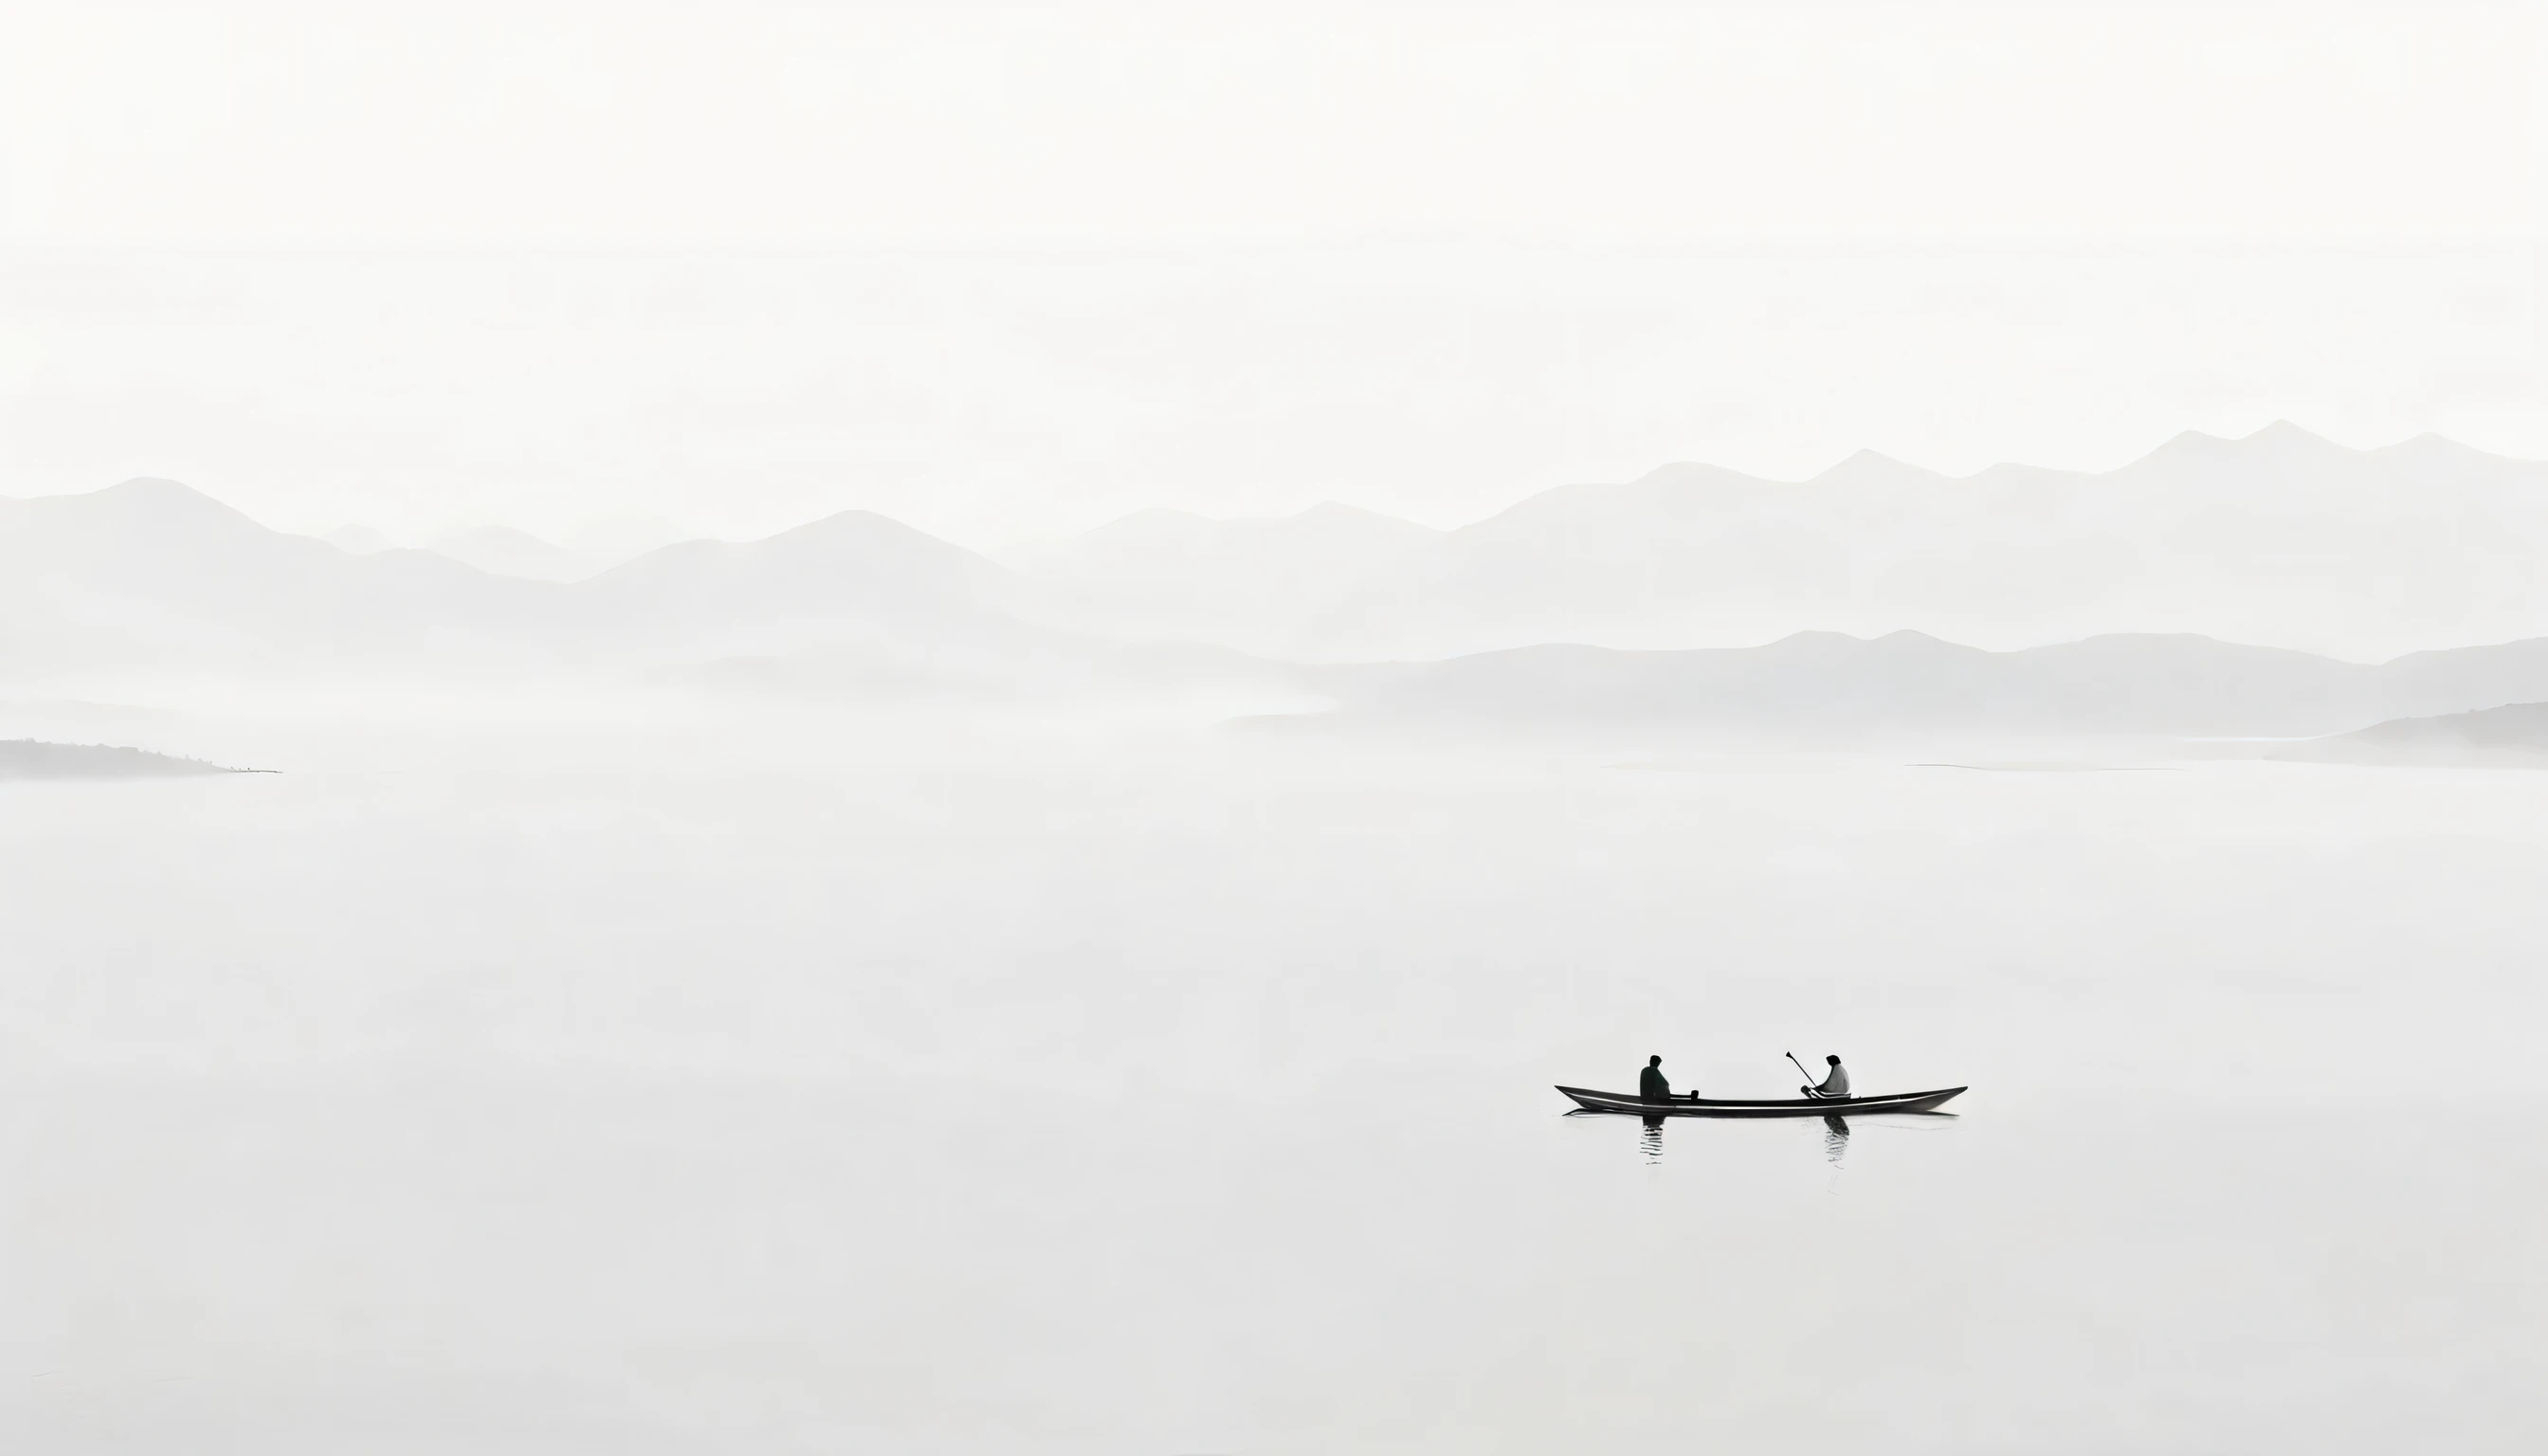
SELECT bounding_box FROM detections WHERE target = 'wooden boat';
[1556,1084,1966,1118]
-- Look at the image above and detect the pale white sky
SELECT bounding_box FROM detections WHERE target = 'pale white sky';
[1,1,2540,550]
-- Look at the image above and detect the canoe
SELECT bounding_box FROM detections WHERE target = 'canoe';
[1556,1083,1966,1118]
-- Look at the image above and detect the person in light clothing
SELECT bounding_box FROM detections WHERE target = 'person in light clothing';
[1802,1054,1849,1100]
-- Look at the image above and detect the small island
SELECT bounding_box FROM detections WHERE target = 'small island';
[0,739,270,780]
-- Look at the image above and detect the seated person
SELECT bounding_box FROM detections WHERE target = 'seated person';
[1802,1054,1849,1099]
[1638,1054,1687,1102]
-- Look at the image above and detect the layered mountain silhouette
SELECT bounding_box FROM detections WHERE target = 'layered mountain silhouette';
[0,479,555,673]
[429,527,604,583]
[573,509,1025,641]
[1023,423,2548,662]
[1031,501,1446,652]
[0,480,1034,677]
[558,512,697,562]
[15,428,2548,741]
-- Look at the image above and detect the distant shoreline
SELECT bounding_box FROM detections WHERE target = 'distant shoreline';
[0,739,272,780]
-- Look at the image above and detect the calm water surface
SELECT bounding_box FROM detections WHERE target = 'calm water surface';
[2,725,2541,1451]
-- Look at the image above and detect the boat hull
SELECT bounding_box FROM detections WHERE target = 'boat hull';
[1556,1084,1966,1118]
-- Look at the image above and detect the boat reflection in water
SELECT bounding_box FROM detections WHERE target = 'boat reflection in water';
[1597,1107,1943,1167]
[1633,1111,1850,1166]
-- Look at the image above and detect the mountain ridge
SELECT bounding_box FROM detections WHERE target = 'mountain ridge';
[1023,421,2548,662]
[0,482,1038,674]
[15,422,2548,684]
[429,526,604,583]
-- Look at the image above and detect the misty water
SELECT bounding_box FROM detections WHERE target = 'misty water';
[3,719,2542,1453]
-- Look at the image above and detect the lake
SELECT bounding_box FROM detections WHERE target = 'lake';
[2,718,2541,1451]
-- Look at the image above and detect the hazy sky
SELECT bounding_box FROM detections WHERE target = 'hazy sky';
[1,1,2539,550]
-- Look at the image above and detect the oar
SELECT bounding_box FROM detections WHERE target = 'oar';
[1785,1050,1819,1096]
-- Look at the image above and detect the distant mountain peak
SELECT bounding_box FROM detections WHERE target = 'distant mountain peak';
[105,475,206,496]
[1065,506,1209,540]
[48,477,273,537]
[2241,419,2345,451]
[1293,500,1386,521]
[99,476,239,513]
[559,512,697,563]
[1830,447,1903,469]
[2143,428,2234,459]
[1810,448,1944,486]
[2140,421,2348,467]
[778,507,956,544]
[427,525,601,583]
[1753,628,1959,652]
[1283,500,1439,536]
[2375,431,2517,466]
[436,524,566,550]
[1626,462,1769,489]
[649,505,1013,582]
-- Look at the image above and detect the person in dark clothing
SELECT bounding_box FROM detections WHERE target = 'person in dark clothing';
[1639,1054,1678,1104]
